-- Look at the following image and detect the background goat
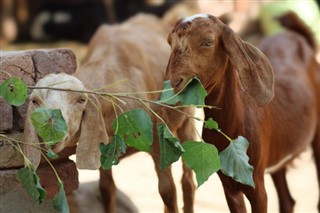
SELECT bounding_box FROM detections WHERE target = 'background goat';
[24,14,197,213]
[165,13,320,213]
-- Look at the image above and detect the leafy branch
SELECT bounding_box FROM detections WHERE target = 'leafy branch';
[0,74,255,212]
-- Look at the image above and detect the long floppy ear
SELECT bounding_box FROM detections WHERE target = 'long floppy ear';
[24,104,41,169]
[222,26,275,106]
[76,94,108,170]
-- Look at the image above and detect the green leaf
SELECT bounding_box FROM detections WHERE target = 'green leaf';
[31,108,67,145]
[47,147,59,159]
[157,123,184,169]
[159,77,207,106]
[219,136,255,188]
[100,135,126,170]
[204,118,219,130]
[0,77,27,106]
[112,109,153,152]
[182,141,220,187]
[16,166,47,204]
[52,180,69,213]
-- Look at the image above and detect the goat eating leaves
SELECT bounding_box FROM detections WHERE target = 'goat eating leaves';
[166,13,320,213]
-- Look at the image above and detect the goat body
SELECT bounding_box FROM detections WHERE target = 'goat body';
[165,13,320,213]
[25,14,197,213]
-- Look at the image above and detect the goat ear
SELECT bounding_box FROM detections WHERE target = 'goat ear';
[222,26,275,106]
[76,94,108,170]
[24,105,41,169]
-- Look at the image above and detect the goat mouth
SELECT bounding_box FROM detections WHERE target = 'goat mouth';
[173,78,187,93]
[51,135,69,153]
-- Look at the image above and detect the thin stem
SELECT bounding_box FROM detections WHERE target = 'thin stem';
[111,99,120,134]
[6,138,33,167]
[189,117,204,141]
[94,78,128,92]
[217,129,232,142]
[0,70,12,78]
[110,88,172,96]
[0,134,47,152]
[139,99,165,124]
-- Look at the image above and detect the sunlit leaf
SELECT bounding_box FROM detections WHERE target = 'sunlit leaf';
[52,180,69,213]
[31,108,67,145]
[0,77,27,106]
[182,141,220,187]
[16,166,47,204]
[112,109,153,152]
[159,77,207,106]
[219,136,255,188]
[157,123,184,169]
[100,135,126,170]
[204,118,219,131]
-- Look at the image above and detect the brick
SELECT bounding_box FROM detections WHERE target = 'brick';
[13,100,29,130]
[37,159,79,198]
[0,98,13,131]
[0,130,76,169]
[0,169,63,213]
[0,159,79,197]
[29,48,77,80]
[0,51,35,86]
[0,132,24,169]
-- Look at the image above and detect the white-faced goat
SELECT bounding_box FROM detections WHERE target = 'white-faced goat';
[24,14,198,213]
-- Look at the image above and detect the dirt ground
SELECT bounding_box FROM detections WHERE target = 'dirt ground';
[69,146,318,213]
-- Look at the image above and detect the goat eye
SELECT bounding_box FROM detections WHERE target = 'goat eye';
[31,99,39,105]
[77,96,86,104]
[202,39,214,47]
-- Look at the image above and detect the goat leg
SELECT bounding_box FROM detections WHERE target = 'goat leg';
[99,169,117,213]
[271,169,295,213]
[181,162,195,213]
[312,123,320,212]
[218,172,247,213]
[150,148,178,213]
[242,169,268,213]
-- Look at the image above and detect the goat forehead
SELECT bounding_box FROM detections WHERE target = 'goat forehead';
[182,14,209,23]
[172,18,215,42]
[33,74,86,106]
[172,36,189,51]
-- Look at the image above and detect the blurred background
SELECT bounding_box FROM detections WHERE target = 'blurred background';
[1,0,319,49]
[1,0,320,212]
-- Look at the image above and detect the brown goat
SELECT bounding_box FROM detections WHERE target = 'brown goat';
[25,14,197,213]
[76,14,197,213]
[165,13,320,212]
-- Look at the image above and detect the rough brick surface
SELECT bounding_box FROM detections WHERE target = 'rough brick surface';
[0,98,12,131]
[0,132,24,169]
[0,167,77,213]
[0,52,35,86]
[0,130,76,169]
[14,99,29,130]
[30,49,77,80]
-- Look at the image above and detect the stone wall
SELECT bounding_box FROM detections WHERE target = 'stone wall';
[0,49,79,212]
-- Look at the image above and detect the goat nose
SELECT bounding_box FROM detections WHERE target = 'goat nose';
[172,78,183,89]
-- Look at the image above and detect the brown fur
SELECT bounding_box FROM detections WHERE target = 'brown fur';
[165,14,320,213]
[277,11,317,51]
[76,14,197,213]
[25,14,197,213]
